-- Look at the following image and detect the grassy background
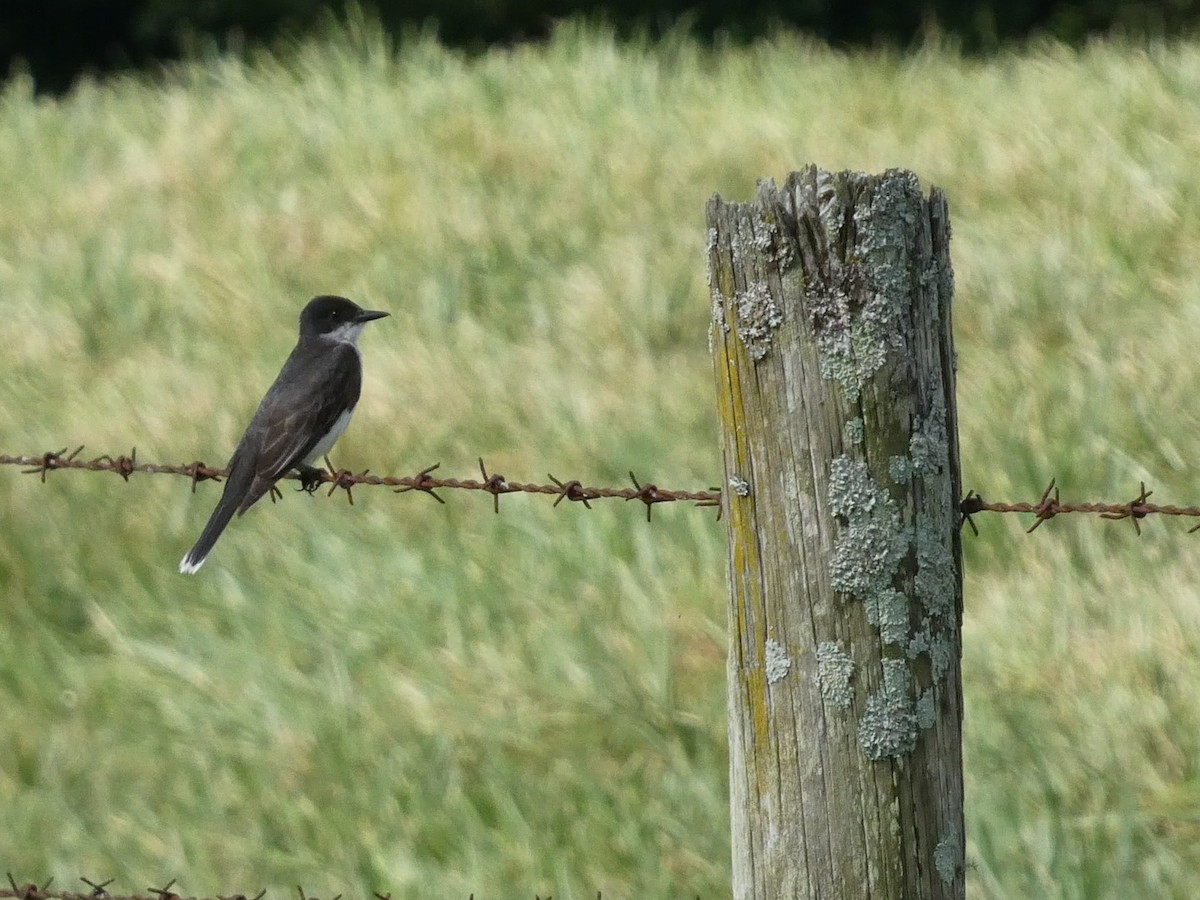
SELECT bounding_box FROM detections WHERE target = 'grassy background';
[3,15,1200,897]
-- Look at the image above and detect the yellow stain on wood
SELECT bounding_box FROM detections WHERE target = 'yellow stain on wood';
[712,289,774,792]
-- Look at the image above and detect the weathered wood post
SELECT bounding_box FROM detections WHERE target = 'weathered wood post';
[706,166,964,899]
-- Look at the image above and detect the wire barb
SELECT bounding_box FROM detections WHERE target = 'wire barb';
[1098,481,1153,535]
[185,461,221,493]
[549,474,592,509]
[92,447,138,482]
[958,490,984,535]
[627,471,664,522]
[694,486,723,520]
[80,878,113,899]
[6,876,52,900]
[218,891,265,900]
[21,446,81,482]
[147,880,180,900]
[1026,478,1061,533]
[393,462,445,504]
[478,458,508,514]
[321,455,364,506]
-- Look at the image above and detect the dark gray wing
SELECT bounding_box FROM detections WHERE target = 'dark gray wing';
[236,341,363,513]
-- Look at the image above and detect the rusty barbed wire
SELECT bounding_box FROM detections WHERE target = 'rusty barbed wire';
[959,478,1200,535]
[0,878,368,900]
[1,876,603,900]
[0,447,722,519]
[8,447,1199,536]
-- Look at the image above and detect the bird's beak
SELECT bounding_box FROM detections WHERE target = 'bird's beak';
[356,309,389,323]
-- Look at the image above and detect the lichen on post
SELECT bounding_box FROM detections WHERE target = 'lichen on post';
[707,166,964,900]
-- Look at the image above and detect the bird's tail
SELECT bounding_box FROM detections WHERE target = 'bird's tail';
[179,494,241,574]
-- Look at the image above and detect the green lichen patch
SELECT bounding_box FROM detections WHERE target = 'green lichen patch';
[808,269,900,404]
[865,587,910,647]
[909,395,948,476]
[733,281,782,362]
[933,826,962,884]
[843,416,864,446]
[765,638,792,684]
[907,619,954,682]
[888,454,913,483]
[710,287,730,334]
[915,687,938,730]
[914,517,956,619]
[858,658,918,760]
[829,456,909,601]
[816,640,855,710]
[808,171,922,403]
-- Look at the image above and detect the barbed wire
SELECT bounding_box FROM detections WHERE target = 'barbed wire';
[0,875,581,900]
[0,446,721,520]
[959,478,1200,535]
[6,447,1198,536]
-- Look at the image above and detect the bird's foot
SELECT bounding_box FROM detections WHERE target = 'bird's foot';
[296,464,328,494]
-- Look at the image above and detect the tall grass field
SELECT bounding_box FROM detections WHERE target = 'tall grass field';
[3,15,1200,898]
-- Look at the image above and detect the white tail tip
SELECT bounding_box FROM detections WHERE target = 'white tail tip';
[178,553,206,575]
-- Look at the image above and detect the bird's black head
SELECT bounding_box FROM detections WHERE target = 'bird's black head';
[299,295,389,340]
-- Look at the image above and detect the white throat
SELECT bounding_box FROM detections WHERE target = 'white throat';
[325,321,366,346]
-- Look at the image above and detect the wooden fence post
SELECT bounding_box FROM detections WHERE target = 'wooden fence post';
[706,166,964,899]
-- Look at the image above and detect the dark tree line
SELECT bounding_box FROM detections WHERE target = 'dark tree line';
[3,0,1198,91]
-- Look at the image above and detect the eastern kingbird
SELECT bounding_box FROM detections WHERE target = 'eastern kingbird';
[179,295,389,574]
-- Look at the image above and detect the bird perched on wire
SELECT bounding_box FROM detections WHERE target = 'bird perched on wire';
[179,295,388,574]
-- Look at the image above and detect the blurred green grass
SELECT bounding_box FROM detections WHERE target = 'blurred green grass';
[3,14,1200,898]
